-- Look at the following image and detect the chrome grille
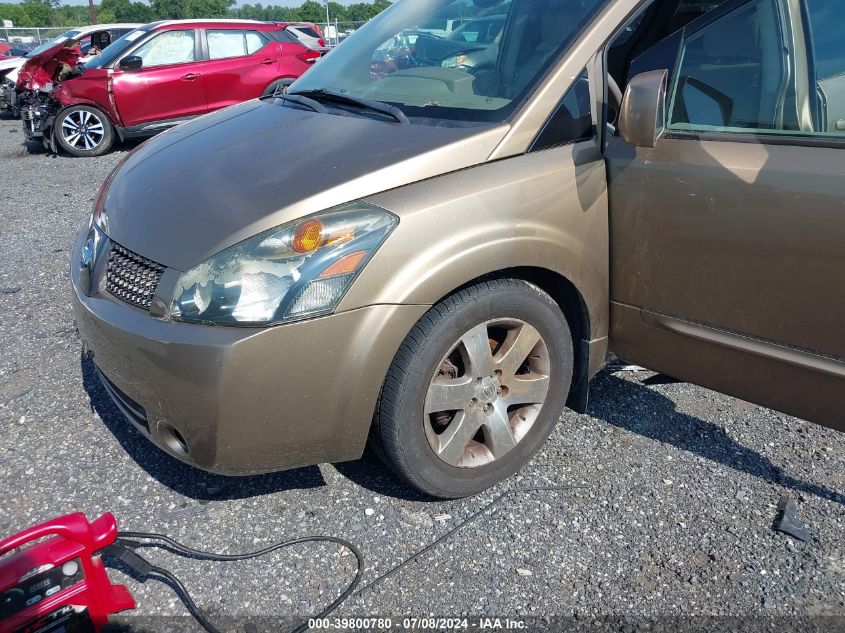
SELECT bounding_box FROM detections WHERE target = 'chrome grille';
[107,242,165,311]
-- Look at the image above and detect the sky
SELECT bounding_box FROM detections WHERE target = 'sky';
[3,0,366,5]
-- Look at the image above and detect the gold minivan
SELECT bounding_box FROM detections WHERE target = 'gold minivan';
[71,0,845,497]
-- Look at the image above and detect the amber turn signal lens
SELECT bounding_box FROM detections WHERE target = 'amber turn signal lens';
[292,220,325,253]
[319,251,368,278]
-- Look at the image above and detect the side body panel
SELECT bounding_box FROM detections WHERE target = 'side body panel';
[111,28,207,127]
[201,40,282,111]
[607,135,845,429]
[113,64,207,127]
[275,42,315,85]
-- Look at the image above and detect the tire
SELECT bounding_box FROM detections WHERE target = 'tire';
[372,279,574,498]
[54,105,114,157]
[262,79,294,98]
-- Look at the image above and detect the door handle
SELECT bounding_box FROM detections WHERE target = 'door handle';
[260,59,275,65]
[182,73,201,81]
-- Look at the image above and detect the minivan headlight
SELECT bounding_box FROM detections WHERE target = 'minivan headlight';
[169,203,397,326]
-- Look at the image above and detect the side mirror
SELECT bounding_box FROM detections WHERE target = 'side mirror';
[119,56,143,71]
[618,69,668,148]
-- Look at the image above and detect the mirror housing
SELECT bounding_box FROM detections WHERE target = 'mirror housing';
[119,55,143,71]
[619,69,668,148]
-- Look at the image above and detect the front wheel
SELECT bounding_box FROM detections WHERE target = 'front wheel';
[372,279,574,498]
[54,105,114,157]
[262,78,294,98]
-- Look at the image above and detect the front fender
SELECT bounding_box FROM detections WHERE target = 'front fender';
[53,94,112,118]
[52,81,118,126]
[338,144,610,343]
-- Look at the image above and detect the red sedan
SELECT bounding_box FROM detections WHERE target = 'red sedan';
[19,20,320,156]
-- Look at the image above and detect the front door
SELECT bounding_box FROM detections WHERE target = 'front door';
[112,28,207,129]
[606,0,845,430]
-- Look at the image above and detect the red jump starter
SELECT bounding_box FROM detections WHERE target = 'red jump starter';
[0,513,135,633]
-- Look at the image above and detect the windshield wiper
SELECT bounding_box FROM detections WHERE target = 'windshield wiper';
[287,88,410,125]
[266,92,329,115]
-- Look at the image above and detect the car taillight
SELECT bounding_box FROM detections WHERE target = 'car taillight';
[318,38,326,47]
[296,49,321,64]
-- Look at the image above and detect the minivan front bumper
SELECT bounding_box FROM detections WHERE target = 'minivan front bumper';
[71,230,427,475]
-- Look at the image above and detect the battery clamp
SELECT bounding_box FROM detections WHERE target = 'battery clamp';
[0,487,582,633]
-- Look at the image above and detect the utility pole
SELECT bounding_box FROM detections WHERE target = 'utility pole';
[324,0,331,45]
[88,0,97,25]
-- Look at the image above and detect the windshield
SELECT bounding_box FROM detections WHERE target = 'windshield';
[84,27,152,69]
[292,0,606,124]
[26,30,80,58]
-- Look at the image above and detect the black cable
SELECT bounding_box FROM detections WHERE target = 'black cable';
[143,565,221,633]
[112,485,585,633]
[112,533,364,633]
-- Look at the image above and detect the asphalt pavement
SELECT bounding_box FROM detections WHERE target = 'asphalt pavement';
[1,114,843,631]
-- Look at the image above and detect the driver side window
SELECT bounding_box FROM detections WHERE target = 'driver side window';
[667,0,845,138]
[132,30,196,68]
[669,0,791,132]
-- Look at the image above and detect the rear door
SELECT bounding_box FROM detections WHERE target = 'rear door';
[202,28,279,110]
[606,0,845,429]
[112,28,207,128]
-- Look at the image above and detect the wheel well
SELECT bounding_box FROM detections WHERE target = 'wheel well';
[434,267,592,412]
[507,267,590,343]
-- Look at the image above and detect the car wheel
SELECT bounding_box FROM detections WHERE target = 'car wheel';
[54,105,114,157]
[262,79,294,98]
[372,279,574,498]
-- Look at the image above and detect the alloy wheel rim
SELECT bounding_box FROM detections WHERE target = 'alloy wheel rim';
[61,110,104,151]
[423,318,551,468]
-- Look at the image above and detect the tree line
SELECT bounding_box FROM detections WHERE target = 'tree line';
[0,0,392,28]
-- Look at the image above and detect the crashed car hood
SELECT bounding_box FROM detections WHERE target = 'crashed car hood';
[0,56,23,72]
[101,100,508,271]
[17,41,81,90]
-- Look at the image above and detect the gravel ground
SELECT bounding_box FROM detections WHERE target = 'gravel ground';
[1,114,844,632]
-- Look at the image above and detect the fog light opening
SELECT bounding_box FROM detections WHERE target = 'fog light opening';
[161,425,189,456]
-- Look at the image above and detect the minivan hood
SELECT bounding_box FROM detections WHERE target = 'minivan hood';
[17,41,81,90]
[101,100,507,271]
